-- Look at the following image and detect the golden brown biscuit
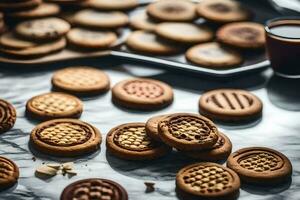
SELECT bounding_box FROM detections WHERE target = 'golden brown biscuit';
[227,147,293,185]
[176,162,240,200]
[87,0,138,11]
[52,66,110,96]
[0,99,17,134]
[158,113,219,151]
[30,119,102,156]
[145,114,169,141]
[199,89,263,122]
[26,92,83,121]
[112,78,174,110]
[106,123,171,160]
[130,11,158,32]
[0,156,19,191]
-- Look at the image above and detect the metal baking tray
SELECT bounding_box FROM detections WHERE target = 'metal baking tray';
[0,0,280,77]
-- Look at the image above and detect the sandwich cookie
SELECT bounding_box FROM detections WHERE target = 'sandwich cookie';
[184,132,232,161]
[186,42,243,68]
[15,17,70,40]
[155,22,213,44]
[158,113,219,151]
[197,0,251,23]
[67,28,117,49]
[145,114,169,141]
[0,99,17,134]
[60,178,128,200]
[0,156,19,191]
[199,89,263,122]
[88,0,138,11]
[217,22,266,49]
[73,9,128,29]
[112,78,174,110]
[26,92,83,121]
[176,162,240,200]
[30,119,102,156]
[227,147,292,184]
[147,0,196,22]
[52,66,111,96]
[106,123,171,160]
[126,31,179,55]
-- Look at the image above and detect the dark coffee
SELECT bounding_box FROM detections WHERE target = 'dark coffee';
[265,18,300,77]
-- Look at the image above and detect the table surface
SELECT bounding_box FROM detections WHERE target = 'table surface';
[0,57,300,200]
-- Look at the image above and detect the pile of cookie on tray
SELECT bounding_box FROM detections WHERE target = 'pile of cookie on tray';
[0,63,293,199]
[0,0,266,70]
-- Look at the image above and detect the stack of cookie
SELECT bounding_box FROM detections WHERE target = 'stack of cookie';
[127,0,266,68]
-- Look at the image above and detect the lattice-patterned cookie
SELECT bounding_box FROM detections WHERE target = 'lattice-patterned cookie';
[0,99,16,134]
[227,147,292,184]
[112,78,173,110]
[176,162,240,199]
[52,66,111,96]
[26,92,83,121]
[30,119,102,156]
[199,89,262,122]
[60,178,128,200]
[145,114,169,142]
[0,156,19,191]
[106,123,171,160]
[158,113,219,151]
[185,132,232,161]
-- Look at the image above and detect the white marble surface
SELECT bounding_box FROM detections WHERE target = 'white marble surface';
[0,58,300,200]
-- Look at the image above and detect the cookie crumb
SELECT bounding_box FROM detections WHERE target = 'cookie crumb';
[32,157,36,162]
[144,182,155,193]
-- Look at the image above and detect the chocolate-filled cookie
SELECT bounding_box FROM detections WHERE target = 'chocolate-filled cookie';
[52,66,110,96]
[186,42,243,68]
[16,17,70,40]
[26,92,83,121]
[112,78,174,110]
[0,156,19,191]
[0,99,17,134]
[88,0,138,11]
[60,178,128,200]
[158,113,219,151]
[217,22,266,49]
[197,0,251,23]
[155,22,213,44]
[106,123,171,160]
[176,162,240,200]
[147,0,196,22]
[199,89,263,122]
[126,31,179,55]
[227,147,292,185]
[184,132,232,161]
[30,119,102,156]
[145,114,169,141]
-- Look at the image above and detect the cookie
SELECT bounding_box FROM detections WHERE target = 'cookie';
[197,0,251,23]
[0,156,19,191]
[106,123,171,160]
[130,11,158,31]
[0,37,66,58]
[15,17,71,40]
[30,119,101,156]
[46,0,88,5]
[8,3,60,19]
[176,162,240,200]
[145,114,169,141]
[0,99,17,134]
[52,66,110,96]
[88,0,138,11]
[26,92,83,121]
[0,32,36,49]
[112,78,174,110]
[155,22,213,44]
[67,28,117,49]
[186,42,243,68]
[147,0,196,22]
[126,31,179,55]
[184,132,232,161]
[199,89,263,122]
[73,9,128,29]
[217,22,266,49]
[0,0,41,12]
[60,178,128,200]
[158,113,219,151]
[227,147,292,185]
